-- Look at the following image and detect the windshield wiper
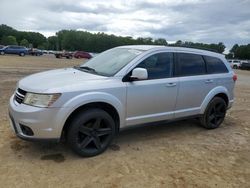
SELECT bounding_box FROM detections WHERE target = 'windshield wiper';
[74,66,97,73]
[73,65,109,77]
[79,66,97,72]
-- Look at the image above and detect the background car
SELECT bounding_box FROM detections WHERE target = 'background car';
[240,61,250,70]
[73,51,92,59]
[0,45,28,56]
[54,51,73,59]
[0,45,4,49]
[28,48,43,56]
[227,59,241,69]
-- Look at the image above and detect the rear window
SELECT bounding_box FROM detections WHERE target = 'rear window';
[204,56,228,74]
[177,53,206,76]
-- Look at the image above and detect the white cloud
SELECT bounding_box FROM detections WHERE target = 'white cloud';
[0,0,250,49]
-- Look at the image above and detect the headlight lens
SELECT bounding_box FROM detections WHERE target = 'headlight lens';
[23,93,61,108]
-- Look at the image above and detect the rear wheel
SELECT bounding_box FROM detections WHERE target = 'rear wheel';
[20,52,25,56]
[67,109,116,157]
[200,97,227,129]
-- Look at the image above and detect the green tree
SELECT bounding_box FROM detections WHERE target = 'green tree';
[175,40,183,46]
[20,39,29,47]
[47,36,58,50]
[154,38,168,45]
[230,44,239,54]
[232,44,250,59]
[1,35,18,45]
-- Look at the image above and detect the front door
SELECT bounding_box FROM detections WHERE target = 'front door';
[126,52,178,126]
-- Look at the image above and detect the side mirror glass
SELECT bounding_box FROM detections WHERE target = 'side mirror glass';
[130,68,148,81]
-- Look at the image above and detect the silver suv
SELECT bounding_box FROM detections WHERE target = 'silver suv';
[9,45,236,157]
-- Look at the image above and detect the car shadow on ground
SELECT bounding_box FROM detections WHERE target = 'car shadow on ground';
[8,118,208,160]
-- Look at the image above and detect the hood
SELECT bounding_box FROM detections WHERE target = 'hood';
[18,68,108,93]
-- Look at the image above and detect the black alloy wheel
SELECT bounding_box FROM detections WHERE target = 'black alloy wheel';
[67,109,116,157]
[200,97,227,129]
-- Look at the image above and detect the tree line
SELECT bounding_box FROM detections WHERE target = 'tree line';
[0,24,249,59]
[226,44,250,60]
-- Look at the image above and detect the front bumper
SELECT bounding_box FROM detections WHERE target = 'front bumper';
[8,95,63,141]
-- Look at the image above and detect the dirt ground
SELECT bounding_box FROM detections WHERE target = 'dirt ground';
[0,55,249,188]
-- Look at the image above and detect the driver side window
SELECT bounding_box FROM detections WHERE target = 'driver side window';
[136,52,173,79]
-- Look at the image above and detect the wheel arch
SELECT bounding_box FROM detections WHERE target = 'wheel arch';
[201,86,230,114]
[60,101,121,140]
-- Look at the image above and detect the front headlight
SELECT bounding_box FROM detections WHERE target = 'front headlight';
[23,93,61,108]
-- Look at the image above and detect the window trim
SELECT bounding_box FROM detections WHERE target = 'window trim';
[203,55,229,74]
[175,52,207,77]
[122,52,174,82]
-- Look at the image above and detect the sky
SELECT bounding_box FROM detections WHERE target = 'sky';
[0,0,250,50]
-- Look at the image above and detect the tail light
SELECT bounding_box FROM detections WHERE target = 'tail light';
[233,74,237,82]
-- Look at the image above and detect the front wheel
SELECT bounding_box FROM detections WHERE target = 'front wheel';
[19,52,25,56]
[200,97,227,129]
[0,51,5,55]
[67,109,116,157]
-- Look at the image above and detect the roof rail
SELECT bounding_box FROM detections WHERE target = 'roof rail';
[167,44,220,53]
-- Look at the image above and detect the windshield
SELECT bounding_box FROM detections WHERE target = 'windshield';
[79,48,144,76]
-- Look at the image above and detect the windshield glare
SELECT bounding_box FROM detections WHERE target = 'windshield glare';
[80,48,143,76]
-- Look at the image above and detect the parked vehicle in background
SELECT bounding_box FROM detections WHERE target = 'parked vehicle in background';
[240,61,250,70]
[227,59,241,69]
[28,48,43,56]
[73,51,92,59]
[54,51,73,59]
[42,50,48,54]
[0,45,28,56]
[0,45,4,49]
[48,50,55,54]
[9,45,236,157]
[240,60,248,64]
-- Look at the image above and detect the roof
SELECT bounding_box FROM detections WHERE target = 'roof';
[118,45,165,51]
[118,45,224,58]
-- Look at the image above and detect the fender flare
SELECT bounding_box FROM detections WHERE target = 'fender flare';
[55,92,125,135]
[200,86,229,114]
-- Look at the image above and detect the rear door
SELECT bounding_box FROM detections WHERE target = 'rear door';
[174,53,216,118]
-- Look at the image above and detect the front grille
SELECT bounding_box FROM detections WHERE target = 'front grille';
[14,88,27,104]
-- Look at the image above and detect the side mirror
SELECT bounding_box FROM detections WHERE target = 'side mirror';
[130,68,148,81]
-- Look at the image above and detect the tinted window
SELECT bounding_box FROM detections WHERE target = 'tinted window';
[136,52,173,79]
[204,56,228,74]
[177,53,206,76]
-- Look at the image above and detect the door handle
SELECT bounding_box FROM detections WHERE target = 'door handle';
[165,83,177,87]
[205,79,213,83]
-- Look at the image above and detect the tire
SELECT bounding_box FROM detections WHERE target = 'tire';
[0,51,5,55]
[200,97,227,129]
[20,52,25,56]
[233,65,238,69]
[67,109,116,157]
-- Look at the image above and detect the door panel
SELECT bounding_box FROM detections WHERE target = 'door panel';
[126,78,178,125]
[175,75,216,118]
[125,52,178,126]
[174,53,216,118]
